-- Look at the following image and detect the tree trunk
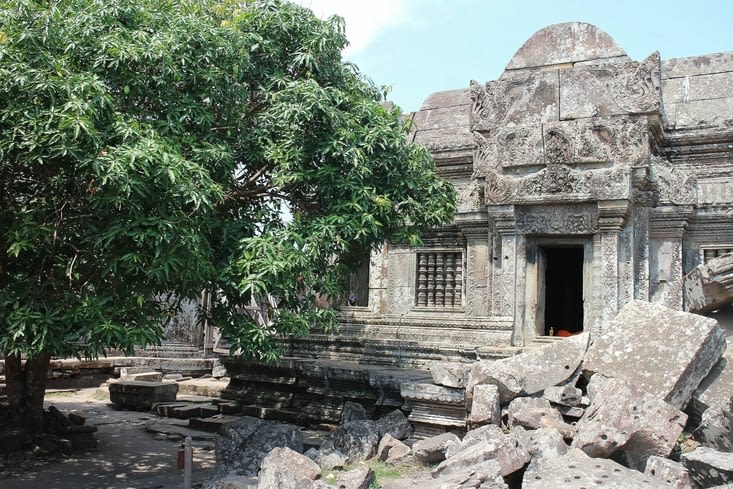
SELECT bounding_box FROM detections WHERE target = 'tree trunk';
[5,351,52,436]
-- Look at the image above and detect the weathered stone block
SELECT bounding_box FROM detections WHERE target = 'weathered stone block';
[681,446,733,487]
[644,456,693,489]
[467,332,588,405]
[572,375,687,471]
[684,253,733,314]
[583,300,726,409]
[543,385,583,407]
[108,381,178,410]
[215,417,303,478]
[336,466,375,489]
[433,425,530,477]
[506,397,575,439]
[514,426,568,460]
[469,383,500,426]
[257,447,320,489]
[425,460,507,489]
[376,434,411,465]
[523,448,676,488]
[696,401,733,451]
[429,361,470,388]
[331,420,380,461]
[412,432,461,464]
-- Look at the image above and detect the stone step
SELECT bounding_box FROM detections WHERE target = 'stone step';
[168,403,220,419]
[188,414,241,432]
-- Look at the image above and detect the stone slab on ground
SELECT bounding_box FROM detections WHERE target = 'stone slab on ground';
[681,446,733,487]
[467,333,589,405]
[145,420,216,441]
[572,375,687,471]
[108,380,178,410]
[523,448,676,488]
[583,300,726,410]
[189,414,242,432]
[177,378,230,398]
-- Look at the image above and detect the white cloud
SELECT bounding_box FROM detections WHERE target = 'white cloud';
[294,0,410,55]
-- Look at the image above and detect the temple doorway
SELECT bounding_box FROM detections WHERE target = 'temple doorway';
[542,246,584,336]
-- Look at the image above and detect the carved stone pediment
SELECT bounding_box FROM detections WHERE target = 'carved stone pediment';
[473,117,648,175]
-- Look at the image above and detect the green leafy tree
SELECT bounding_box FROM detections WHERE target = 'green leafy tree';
[0,0,455,435]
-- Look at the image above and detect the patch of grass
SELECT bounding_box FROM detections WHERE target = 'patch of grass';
[325,459,426,488]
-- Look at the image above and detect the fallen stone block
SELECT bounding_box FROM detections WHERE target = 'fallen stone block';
[692,340,733,419]
[506,397,575,439]
[400,382,467,437]
[429,361,470,388]
[555,405,585,419]
[684,252,733,314]
[644,455,693,489]
[108,381,178,410]
[424,460,507,489]
[257,447,320,489]
[523,448,676,488]
[435,424,530,478]
[376,434,411,464]
[337,465,375,489]
[582,300,726,410]
[681,446,733,487]
[376,409,412,440]
[513,426,568,460]
[467,332,588,405]
[572,375,687,471]
[411,432,461,464]
[445,424,504,460]
[543,385,583,407]
[341,401,368,424]
[469,383,500,426]
[695,400,733,452]
[331,420,380,460]
[315,446,349,471]
[215,417,303,478]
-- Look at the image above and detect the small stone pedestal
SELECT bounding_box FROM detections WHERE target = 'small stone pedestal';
[109,381,178,410]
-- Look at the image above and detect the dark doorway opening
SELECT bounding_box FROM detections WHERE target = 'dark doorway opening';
[543,246,584,336]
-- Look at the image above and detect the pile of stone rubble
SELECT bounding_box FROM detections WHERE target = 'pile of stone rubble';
[206,300,733,489]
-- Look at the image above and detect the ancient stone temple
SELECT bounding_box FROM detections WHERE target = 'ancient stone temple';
[221,22,733,428]
[302,21,733,359]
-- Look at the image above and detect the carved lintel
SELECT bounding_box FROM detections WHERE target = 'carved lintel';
[515,204,599,235]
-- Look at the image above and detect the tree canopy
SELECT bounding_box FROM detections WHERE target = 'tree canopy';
[0,0,455,408]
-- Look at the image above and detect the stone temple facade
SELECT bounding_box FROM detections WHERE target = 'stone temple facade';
[290,22,733,366]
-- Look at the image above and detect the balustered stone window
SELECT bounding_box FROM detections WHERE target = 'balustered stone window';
[703,246,733,263]
[416,251,463,308]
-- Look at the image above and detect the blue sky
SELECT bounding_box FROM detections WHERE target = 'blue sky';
[296,0,733,113]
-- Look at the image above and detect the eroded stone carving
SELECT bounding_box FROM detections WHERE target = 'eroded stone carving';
[515,204,598,235]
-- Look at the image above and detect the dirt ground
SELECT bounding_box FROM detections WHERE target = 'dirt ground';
[0,387,222,489]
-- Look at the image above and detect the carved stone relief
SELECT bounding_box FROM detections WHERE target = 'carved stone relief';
[481,165,631,205]
[515,204,599,235]
[559,52,661,119]
[473,117,648,177]
[648,156,697,206]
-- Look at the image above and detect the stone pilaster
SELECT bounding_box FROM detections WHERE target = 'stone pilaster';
[596,201,630,332]
[460,223,491,317]
[649,206,693,309]
[487,206,521,345]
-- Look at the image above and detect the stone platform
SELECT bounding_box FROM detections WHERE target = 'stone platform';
[109,381,179,410]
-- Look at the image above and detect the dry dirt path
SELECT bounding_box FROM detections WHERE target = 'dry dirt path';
[1,388,217,489]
